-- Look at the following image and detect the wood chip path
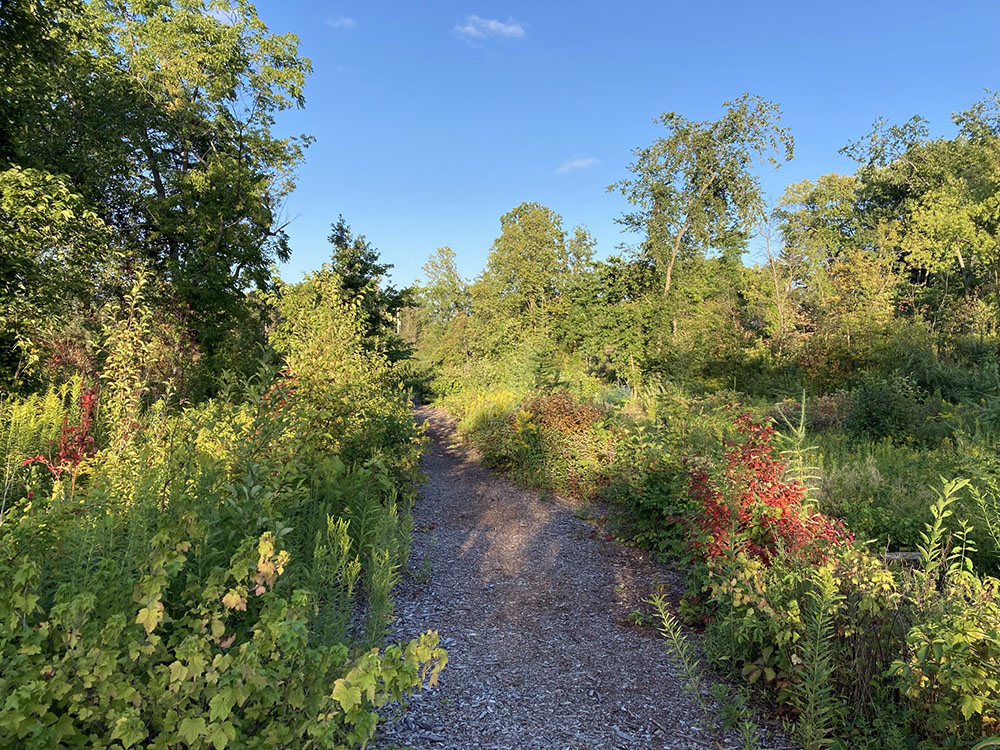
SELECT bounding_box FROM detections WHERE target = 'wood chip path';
[377,407,790,750]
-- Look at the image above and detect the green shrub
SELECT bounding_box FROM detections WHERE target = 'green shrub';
[0,267,446,747]
[1,528,445,749]
[845,377,921,444]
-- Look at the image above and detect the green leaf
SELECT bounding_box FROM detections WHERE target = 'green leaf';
[110,713,147,748]
[178,716,207,745]
[961,693,985,719]
[205,721,236,750]
[136,603,163,635]
[332,680,362,713]
[209,689,235,722]
[169,660,188,684]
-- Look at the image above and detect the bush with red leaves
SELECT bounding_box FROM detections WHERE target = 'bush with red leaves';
[523,390,605,435]
[688,411,851,565]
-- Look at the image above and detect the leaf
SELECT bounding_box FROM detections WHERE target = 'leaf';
[110,713,147,748]
[210,618,225,640]
[209,689,235,722]
[961,693,985,719]
[206,721,236,749]
[178,716,207,744]
[221,590,247,611]
[332,679,362,713]
[136,601,164,634]
[169,660,188,684]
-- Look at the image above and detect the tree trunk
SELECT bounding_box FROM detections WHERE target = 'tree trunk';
[662,174,715,298]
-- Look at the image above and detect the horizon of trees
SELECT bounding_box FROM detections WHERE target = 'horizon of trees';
[408,91,1000,400]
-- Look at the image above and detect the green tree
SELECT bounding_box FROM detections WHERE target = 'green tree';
[841,102,1000,337]
[419,246,468,326]
[0,167,109,389]
[479,202,569,320]
[328,216,414,361]
[4,0,312,356]
[611,93,794,299]
[567,225,597,277]
[554,254,659,383]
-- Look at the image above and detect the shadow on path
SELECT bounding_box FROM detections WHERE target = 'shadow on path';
[377,407,776,750]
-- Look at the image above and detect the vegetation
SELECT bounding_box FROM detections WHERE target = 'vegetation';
[407,92,1000,748]
[1,2,443,747]
[6,1,1000,747]
[0,274,447,748]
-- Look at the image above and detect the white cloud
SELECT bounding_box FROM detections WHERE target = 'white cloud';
[326,15,357,30]
[557,157,599,174]
[452,15,525,42]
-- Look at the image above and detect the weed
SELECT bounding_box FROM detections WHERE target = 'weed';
[624,608,655,627]
[651,594,709,716]
[412,534,435,584]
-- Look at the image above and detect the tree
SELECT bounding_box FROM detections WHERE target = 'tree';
[328,216,413,360]
[419,246,468,326]
[0,167,109,388]
[567,225,597,277]
[480,202,569,319]
[842,102,1000,329]
[3,0,312,353]
[0,0,80,167]
[755,210,797,357]
[611,93,794,298]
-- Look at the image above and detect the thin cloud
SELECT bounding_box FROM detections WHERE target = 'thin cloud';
[453,15,526,42]
[557,157,599,174]
[326,15,357,30]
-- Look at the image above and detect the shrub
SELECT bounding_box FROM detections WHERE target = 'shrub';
[845,377,921,444]
[455,388,617,499]
[0,268,446,747]
[1,528,446,749]
[688,411,851,565]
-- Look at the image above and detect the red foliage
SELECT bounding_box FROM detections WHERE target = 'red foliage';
[688,411,851,565]
[259,373,296,421]
[23,387,98,479]
[524,390,605,434]
[40,324,98,382]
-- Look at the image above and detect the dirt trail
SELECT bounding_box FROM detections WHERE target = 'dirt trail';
[378,407,778,750]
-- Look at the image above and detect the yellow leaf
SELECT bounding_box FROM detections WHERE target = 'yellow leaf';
[221,591,247,611]
[136,601,164,634]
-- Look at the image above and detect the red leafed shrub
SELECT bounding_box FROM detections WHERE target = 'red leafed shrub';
[688,411,851,564]
[24,386,98,479]
[523,390,605,434]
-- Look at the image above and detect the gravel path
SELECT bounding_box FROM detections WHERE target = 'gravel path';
[378,407,785,750]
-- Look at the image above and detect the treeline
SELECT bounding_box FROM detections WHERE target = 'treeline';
[1,2,441,747]
[409,94,1000,749]
[411,92,1000,401]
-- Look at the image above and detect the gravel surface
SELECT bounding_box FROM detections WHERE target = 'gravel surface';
[377,407,790,750]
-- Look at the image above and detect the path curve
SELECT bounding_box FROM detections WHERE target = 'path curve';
[378,407,776,750]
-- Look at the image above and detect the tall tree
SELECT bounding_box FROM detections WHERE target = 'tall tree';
[3,0,312,352]
[842,103,1000,331]
[611,93,794,298]
[0,167,109,388]
[567,225,597,277]
[328,216,413,360]
[479,202,569,319]
[418,246,468,327]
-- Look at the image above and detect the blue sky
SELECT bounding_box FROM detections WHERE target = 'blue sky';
[260,0,1000,287]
